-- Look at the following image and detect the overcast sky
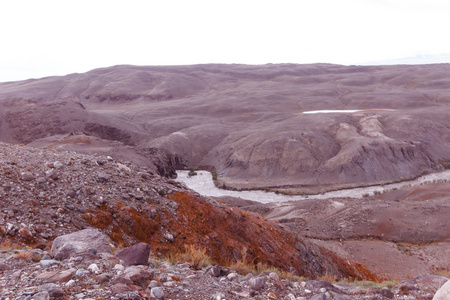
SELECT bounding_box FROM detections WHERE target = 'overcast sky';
[1,0,450,82]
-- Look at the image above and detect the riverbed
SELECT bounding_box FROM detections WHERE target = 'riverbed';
[175,170,450,203]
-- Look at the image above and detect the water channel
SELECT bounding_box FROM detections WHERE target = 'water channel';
[175,170,450,204]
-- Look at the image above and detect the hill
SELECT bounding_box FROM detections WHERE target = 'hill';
[1,63,450,192]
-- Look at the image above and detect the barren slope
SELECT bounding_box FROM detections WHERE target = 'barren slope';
[1,63,450,191]
[0,142,375,280]
[236,182,450,279]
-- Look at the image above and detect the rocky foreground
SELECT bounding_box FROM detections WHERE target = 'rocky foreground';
[1,228,449,300]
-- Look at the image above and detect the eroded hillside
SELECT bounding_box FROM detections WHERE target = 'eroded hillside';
[0,142,376,280]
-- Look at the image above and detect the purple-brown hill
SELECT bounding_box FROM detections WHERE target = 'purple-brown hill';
[1,63,449,192]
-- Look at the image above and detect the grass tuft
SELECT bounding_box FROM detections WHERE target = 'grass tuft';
[167,244,213,270]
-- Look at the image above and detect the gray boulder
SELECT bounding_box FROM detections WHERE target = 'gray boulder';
[51,229,111,260]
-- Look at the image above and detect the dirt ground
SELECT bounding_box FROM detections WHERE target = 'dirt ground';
[222,182,450,280]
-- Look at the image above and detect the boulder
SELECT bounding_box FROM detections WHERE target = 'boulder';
[433,279,450,300]
[115,243,150,266]
[51,229,111,260]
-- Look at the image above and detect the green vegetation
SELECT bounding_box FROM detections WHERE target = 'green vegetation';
[188,167,198,177]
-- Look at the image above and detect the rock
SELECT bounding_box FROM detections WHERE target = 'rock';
[163,233,174,242]
[93,273,112,283]
[115,292,141,300]
[51,229,112,260]
[36,268,76,283]
[88,263,100,273]
[393,274,449,295]
[149,280,159,288]
[41,254,51,260]
[75,269,87,277]
[87,248,98,255]
[97,171,110,182]
[286,294,296,300]
[377,287,394,299]
[21,172,35,181]
[209,265,222,277]
[268,272,280,281]
[40,260,61,267]
[333,294,353,300]
[434,280,450,300]
[115,243,150,266]
[32,291,49,300]
[18,227,34,241]
[112,276,133,285]
[0,262,10,271]
[311,294,326,300]
[227,272,239,282]
[123,265,154,288]
[38,283,65,298]
[53,161,63,169]
[65,279,76,287]
[249,276,266,291]
[110,283,133,294]
[306,280,335,291]
[333,283,363,295]
[209,265,229,277]
[150,287,165,299]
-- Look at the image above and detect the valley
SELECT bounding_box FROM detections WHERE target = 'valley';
[1,63,450,298]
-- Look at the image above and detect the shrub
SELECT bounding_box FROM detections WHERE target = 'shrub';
[188,168,197,177]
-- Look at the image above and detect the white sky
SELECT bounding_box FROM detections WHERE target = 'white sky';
[1,0,450,82]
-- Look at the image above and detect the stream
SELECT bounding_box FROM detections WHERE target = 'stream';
[175,170,450,204]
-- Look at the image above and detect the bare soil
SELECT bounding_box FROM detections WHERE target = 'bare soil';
[237,182,450,279]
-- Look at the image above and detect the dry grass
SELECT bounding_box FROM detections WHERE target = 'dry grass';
[318,271,338,283]
[333,277,398,290]
[228,249,302,281]
[167,245,213,269]
[0,240,23,252]
[13,251,33,262]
